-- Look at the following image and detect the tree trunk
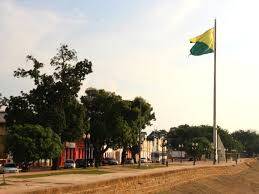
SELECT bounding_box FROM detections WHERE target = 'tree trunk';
[51,157,60,170]
[94,146,108,167]
[129,146,137,164]
[21,161,30,172]
[121,147,127,164]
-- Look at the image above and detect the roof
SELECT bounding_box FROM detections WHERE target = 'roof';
[0,112,6,124]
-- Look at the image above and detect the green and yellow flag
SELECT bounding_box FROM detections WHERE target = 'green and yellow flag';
[190,28,214,56]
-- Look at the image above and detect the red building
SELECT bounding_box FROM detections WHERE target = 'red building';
[59,139,85,167]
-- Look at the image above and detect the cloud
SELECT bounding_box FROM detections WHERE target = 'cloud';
[1,0,259,133]
[0,0,89,96]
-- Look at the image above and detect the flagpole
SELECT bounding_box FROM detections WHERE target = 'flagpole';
[213,19,218,164]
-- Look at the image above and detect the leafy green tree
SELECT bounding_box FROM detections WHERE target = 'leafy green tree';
[127,97,155,163]
[232,130,259,156]
[5,45,92,169]
[185,137,212,159]
[7,124,62,171]
[4,95,37,126]
[147,129,168,141]
[0,93,8,109]
[167,125,242,154]
[81,88,124,165]
[81,89,155,165]
[218,128,243,152]
[115,100,139,164]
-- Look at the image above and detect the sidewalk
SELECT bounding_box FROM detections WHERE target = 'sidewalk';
[0,159,245,194]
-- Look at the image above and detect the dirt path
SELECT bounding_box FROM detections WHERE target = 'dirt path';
[166,161,259,194]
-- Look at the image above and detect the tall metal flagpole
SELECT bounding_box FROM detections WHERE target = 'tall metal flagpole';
[213,19,218,164]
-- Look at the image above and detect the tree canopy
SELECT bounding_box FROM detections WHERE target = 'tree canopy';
[232,130,259,156]
[5,45,92,142]
[81,88,155,164]
[3,45,92,169]
[7,124,62,170]
[167,125,243,155]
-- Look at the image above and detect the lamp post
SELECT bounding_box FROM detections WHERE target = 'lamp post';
[161,136,167,165]
[83,133,91,168]
[225,148,228,163]
[204,147,208,160]
[138,132,145,168]
[178,144,184,163]
[192,142,198,165]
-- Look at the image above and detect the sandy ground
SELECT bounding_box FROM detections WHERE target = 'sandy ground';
[0,160,254,194]
[165,160,259,194]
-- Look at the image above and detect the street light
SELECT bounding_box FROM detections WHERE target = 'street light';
[204,147,208,159]
[192,142,198,165]
[178,144,184,163]
[161,136,167,165]
[83,133,91,168]
[138,132,145,168]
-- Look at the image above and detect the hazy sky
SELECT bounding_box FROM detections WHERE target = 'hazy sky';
[1,0,259,132]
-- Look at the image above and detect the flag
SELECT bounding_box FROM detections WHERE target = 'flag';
[190,28,214,56]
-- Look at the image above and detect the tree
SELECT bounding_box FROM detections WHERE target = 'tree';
[167,125,242,154]
[127,97,156,163]
[185,137,212,160]
[4,94,37,127]
[115,100,139,164]
[232,130,258,156]
[81,88,124,165]
[147,129,168,141]
[218,128,243,152]
[0,93,8,109]
[7,124,62,171]
[81,89,156,165]
[5,45,92,169]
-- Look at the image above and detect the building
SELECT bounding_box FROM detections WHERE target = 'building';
[59,140,88,167]
[104,148,122,163]
[58,130,167,166]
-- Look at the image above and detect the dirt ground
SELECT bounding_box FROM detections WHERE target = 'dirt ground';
[0,160,257,194]
[165,161,259,194]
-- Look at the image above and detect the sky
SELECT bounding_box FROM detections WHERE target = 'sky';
[1,0,259,133]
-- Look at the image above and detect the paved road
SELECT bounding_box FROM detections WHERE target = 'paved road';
[165,160,259,194]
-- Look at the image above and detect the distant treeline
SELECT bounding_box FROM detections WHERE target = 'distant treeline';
[165,124,259,157]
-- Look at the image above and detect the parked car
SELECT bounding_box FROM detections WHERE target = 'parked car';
[102,158,110,165]
[125,158,134,164]
[75,159,86,168]
[140,157,147,163]
[102,158,119,165]
[108,158,119,165]
[64,159,76,169]
[1,163,19,173]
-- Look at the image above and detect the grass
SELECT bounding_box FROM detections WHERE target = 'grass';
[9,169,110,179]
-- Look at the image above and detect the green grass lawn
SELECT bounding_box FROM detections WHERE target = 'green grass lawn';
[9,169,110,179]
